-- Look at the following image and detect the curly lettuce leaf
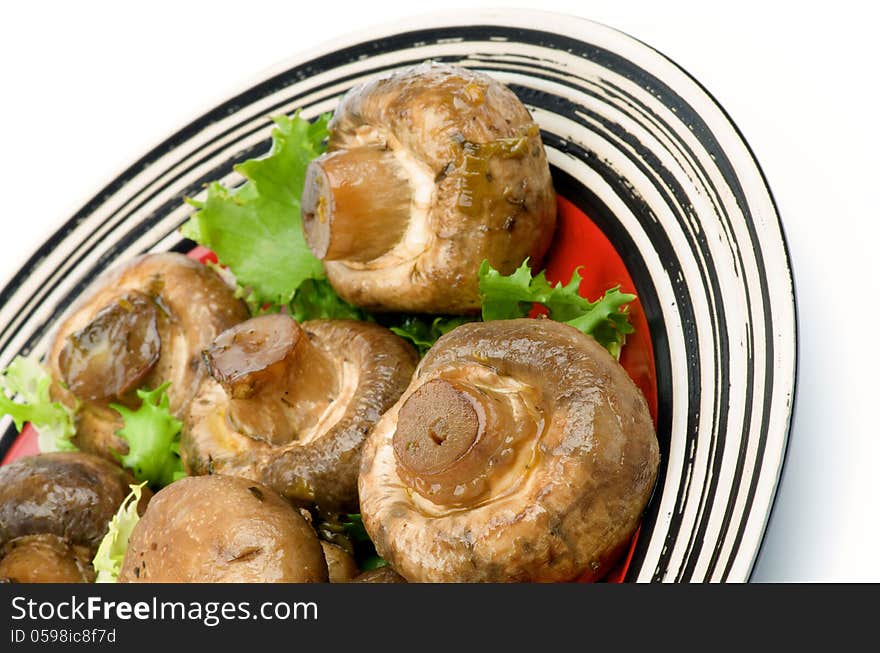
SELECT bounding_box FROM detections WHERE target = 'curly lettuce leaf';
[389,315,475,356]
[0,355,77,452]
[111,383,184,488]
[181,112,330,308]
[478,260,636,358]
[93,482,146,583]
[290,278,367,322]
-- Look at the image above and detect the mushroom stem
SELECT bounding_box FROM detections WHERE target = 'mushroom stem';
[393,377,523,507]
[204,315,338,446]
[57,291,161,402]
[301,147,412,262]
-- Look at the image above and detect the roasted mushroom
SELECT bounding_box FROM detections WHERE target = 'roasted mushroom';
[119,475,327,582]
[301,62,556,314]
[182,315,417,511]
[321,542,360,583]
[47,253,249,460]
[0,452,147,582]
[350,566,408,584]
[358,319,659,582]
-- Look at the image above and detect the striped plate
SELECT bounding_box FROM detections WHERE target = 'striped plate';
[0,10,796,582]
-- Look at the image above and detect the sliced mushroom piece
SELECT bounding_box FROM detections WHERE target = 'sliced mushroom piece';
[47,253,249,460]
[183,315,418,511]
[0,452,149,583]
[358,319,659,583]
[118,475,327,583]
[301,62,557,314]
[58,291,161,402]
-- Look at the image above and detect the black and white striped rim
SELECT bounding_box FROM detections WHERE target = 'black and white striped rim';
[0,11,796,582]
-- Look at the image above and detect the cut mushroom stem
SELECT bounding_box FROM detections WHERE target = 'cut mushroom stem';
[57,291,161,402]
[204,314,338,446]
[393,377,523,507]
[301,147,412,262]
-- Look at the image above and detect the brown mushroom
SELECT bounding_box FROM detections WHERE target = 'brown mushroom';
[358,319,659,582]
[47,253,249,460]
[0,535,94,583]
[118,475,327,582]
[349,566,407,584]
[0,452,148,582]
[301,62,556,314]
[182,315,417,511]
[321,541,359,583]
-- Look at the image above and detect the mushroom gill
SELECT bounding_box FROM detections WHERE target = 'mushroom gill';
[358,318,659,582]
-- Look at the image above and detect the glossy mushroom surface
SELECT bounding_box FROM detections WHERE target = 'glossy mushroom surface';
[301,62,556,314]
[118,475,327,583]
[0,534,94,583]
[321,542,360,583]
[0,452,147,583]
[47,253,249,460]
[183,315,417,511]
[358,319,659,582]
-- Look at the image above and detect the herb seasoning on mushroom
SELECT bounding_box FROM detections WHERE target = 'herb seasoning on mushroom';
[301,62,557,314]
[358,319,659,582]
[46,253,249,460]
[0,452,149,583]
[182,314,418,511]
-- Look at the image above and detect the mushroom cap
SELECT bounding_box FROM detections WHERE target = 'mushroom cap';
[0,534,94,583]
[0,452,148,583]
[183,318,417,511]
[304,62,556,314]
[0,452,145,555]
[47,253,249,460]
[358,318,659,582]
[118,475,327,583]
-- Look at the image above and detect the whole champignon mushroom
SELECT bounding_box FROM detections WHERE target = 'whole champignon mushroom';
[301,62,557,314]
[359,319,659,582]
[182,315,417,511]
[118,475,327,582]
[0,452,148,583]
[47,253,249,460]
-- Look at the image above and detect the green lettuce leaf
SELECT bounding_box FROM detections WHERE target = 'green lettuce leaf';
[92,482,146,583]
[0,355,77,452]
[341,513,387,572]
[389,315,475,356]
[478,260,636,358]
[181,112,330,308]
[111,383,185,488]
[290,278,367,322]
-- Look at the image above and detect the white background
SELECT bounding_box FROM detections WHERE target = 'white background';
[2,1,878,581]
